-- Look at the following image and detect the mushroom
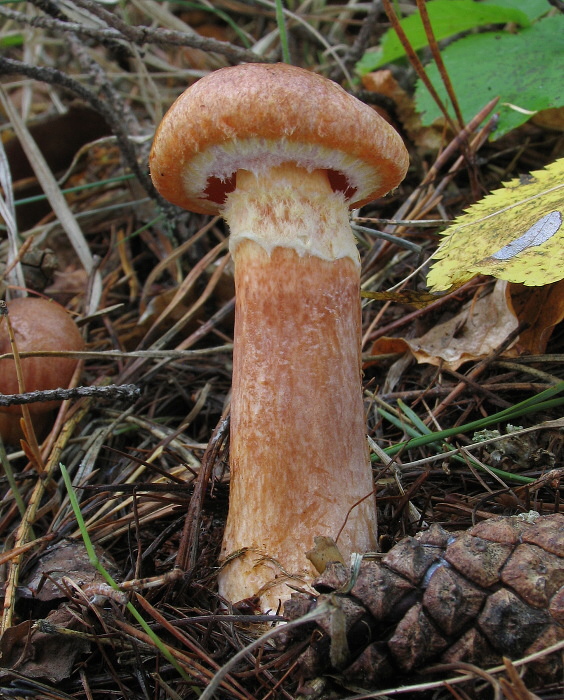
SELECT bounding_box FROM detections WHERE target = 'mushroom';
[150,63,408,611]
[0,297,84,445]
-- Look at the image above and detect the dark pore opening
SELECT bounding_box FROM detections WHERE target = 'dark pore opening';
[327,170,357,200]
[204,175,237,205]
[203,168,357,204]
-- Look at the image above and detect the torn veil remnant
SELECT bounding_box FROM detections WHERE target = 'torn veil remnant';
[150,63,409,611]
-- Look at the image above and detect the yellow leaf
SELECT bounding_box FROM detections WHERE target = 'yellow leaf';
[427,158,564,291]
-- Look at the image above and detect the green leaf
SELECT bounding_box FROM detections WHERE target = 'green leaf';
[482,0,549,22]
[427,159,564,291]
[415,15,564,139]
[356,0,531,75]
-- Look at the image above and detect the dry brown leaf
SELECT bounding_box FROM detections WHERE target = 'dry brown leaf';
[22,539,118,602]
[362,70,445,152]
[531,105,564,132]
[369,279,564,369]
[370,281,518,370]
[44,267,89,306]
[0,607,90,683]
[509,280,564,355]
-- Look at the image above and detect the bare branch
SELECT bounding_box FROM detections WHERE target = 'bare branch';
[0,384,141,406]
[0,5,267,64]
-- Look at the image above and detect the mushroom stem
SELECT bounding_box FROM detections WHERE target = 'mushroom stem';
[219,164,377,610]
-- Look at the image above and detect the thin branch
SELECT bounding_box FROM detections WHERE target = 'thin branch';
[0,5,267,64]
[0,384,140,407]
[380,0,459,134]
[416,0,464,129]
[340,0,383,73]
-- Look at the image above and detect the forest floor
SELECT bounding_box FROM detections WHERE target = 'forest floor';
[0,2,562,698]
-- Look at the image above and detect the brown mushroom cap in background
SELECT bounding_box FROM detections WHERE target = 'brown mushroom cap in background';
[0,297,84,445]
[150,63,409,215]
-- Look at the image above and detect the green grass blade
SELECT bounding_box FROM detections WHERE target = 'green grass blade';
[274,0,291,64]
[397,399,433,435]
[374,382,564,484]
[59,463,192,682]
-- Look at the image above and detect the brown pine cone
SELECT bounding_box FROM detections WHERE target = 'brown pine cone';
[284,513,563,692]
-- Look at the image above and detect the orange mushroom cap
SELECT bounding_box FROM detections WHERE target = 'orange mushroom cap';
[150,63,409,215]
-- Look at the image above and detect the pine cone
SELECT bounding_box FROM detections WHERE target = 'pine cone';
[284,513,564,691]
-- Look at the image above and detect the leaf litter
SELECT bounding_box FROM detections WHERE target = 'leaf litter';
[0,1,562,698]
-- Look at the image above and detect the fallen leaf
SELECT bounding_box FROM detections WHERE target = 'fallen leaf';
[509,280,564,355]
[427,159,564,290]
[44,266,89,305]
[0,607,90,683]
[370,281,518,370]
[532,105,564,132]
[415,15,564,140]
[369,281,564,369]
[362,70,444,153]
[21,539,119,602]
[357,0,532,73]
